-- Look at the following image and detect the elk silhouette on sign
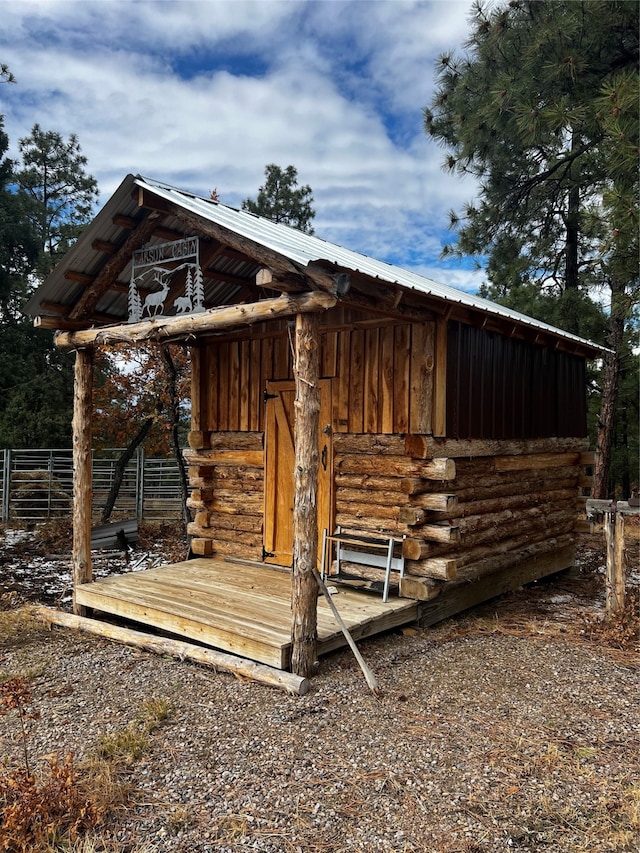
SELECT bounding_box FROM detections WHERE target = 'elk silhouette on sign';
[142,270,171,317]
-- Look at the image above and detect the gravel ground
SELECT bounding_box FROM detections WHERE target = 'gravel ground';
[0,529,638,853]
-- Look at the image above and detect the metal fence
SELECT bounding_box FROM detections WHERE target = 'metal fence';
[0,448,185,523]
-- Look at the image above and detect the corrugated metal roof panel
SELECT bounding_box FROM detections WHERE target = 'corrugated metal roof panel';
[26,173,604,355]
[136,176,603,354]
[25,176,142,317]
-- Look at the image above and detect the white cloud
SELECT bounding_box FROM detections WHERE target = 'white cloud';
[417,264,487,294]
[0,0,481,286]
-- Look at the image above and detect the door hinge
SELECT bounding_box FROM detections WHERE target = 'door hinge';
[263,389,278,403]
[262,546,275,561]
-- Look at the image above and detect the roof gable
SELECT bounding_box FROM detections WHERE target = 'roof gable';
[26,173,603,357]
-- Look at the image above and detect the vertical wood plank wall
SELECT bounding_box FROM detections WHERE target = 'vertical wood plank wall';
[198,315,435,436]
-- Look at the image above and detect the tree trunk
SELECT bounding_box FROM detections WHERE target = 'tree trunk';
[563,132,581,335]
[101,416,154,523]
[290,312,320,678]
[593,277,626,499]
[565,187,580,292]
[161,345,190,525]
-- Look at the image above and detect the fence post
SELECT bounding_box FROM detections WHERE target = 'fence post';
[47,449,53,517]
[1,449,10,523]
[136,447,145,521]
[604,510,626,615]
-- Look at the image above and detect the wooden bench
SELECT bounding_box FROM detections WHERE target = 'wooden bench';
[320,527,405,603]
[90,517,138,552]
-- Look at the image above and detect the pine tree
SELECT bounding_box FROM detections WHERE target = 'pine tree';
[1,63,16,85]
[242,164,315,234]
[192,266,205,312]
[128,274,142,322]
[0,117,75,448]
[16,124,99,276]
[0,119,38,319]
[425,0,639,497]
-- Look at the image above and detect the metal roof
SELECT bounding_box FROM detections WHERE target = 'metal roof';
[135,176,604,354]
[27,173,604,355]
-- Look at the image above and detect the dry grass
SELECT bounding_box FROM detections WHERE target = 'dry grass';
[94,696,173,764]
[164,805,195,835]
[0,736,149,852]
[94,722,150,764]
[34,518,73,552]
[0,597,50,651]
[49,835,158,853]
[8,472,71,522]
[4,517,189,561]
[0,666,171,852]
[579,586,639,652]
[136,521,189,563]
[461,721,640,851]
[0,755,105,852]
[436,616,639,674]
[435,550,640,671]
[139,696,173,727]
[0,672,129,853]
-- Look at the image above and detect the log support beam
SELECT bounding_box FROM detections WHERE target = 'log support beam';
[55,292,337,349]
[291,312,320,678]
[38,608,310,695]
[72,348,94,616]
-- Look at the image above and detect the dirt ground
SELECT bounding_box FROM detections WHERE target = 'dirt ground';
[0,521,638,853]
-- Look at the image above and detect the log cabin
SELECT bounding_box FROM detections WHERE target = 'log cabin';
[26,174,602,679]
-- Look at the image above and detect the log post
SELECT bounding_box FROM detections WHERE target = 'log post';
[72,347,94,616]
[604,511,625,615]
[291,312,320,677]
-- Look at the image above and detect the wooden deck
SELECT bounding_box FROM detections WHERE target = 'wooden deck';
[74,559,418,670]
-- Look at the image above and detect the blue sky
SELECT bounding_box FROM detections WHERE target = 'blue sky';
[0,0,484,292]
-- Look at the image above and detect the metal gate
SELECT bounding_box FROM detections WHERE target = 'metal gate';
[0,448,185,523]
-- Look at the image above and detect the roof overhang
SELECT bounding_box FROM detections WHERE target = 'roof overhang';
[26,173,606,359]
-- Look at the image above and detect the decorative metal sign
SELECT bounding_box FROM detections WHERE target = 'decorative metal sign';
[128,236,204,322]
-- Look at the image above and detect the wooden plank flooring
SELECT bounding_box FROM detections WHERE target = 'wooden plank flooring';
[74,558,418,670]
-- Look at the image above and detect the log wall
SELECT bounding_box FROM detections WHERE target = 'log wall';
[185,432,265,561]
[185,429,591,601]
[332,434,591,598]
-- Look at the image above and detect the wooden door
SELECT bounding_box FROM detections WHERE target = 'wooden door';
[264,379,332,566]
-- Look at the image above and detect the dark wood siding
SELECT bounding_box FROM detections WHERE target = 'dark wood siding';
[446,322,587,439]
